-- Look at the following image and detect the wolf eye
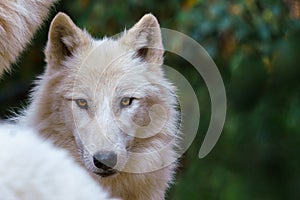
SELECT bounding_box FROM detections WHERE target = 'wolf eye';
[75,99,88,109]
[121,97,134,107]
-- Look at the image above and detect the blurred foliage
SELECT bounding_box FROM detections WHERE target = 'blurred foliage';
[1,0,300,199]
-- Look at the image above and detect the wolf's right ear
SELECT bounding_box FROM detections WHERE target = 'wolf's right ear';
[121,14,164,65]
[45,12,91,67]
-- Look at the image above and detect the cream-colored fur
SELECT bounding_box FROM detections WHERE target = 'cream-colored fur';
[20,13,180,199]
[0,0,58,76]
[0,1,114,199]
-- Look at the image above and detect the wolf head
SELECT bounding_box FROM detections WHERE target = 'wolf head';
[37,13,179,177]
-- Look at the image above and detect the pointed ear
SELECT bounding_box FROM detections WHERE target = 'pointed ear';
[45,12,91,67]
[121,14,164,65]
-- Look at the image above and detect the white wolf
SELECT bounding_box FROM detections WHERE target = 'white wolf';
[20,12,181,199]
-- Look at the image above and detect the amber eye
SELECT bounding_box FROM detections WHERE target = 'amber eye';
[75,99,88,109]
[121,97,134,107]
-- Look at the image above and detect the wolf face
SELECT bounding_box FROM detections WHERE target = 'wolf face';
[23,12,180,199]
[25,12,179,191]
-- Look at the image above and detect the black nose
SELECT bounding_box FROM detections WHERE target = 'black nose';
[93,151,117,171]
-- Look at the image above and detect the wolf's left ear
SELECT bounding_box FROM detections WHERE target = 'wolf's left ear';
[45,12,91,67]
[121,14,164,65]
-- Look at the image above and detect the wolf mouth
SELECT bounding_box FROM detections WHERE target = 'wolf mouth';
[94,170,118,177]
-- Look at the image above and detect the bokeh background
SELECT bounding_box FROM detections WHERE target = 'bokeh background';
[1,0,300,199]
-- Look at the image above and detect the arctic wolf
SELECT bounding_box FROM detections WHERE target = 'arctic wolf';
[21,12,180,199]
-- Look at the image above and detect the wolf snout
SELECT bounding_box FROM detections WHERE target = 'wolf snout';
[93,151,117,172]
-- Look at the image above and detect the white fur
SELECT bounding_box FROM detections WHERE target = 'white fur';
[0,0,58,75]
[20,13,181,200]
[0,1,115,199]
[0,123,114,200]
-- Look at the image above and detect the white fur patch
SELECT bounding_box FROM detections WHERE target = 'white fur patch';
[0,123,114,200]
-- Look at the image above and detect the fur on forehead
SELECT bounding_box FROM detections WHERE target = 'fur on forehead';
[59,41,163,96]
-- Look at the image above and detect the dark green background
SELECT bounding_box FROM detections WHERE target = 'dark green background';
[0,0,299,199]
